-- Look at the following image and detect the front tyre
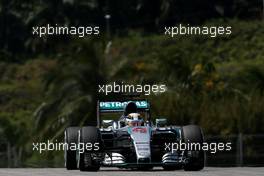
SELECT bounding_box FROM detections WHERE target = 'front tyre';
[64,127,80,170]
[182,125,204,171]
[77,126,102,171]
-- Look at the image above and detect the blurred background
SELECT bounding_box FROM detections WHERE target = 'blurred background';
[0,0,264,167]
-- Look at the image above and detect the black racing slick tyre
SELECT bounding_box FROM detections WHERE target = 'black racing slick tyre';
[64,127,80,170]
[182,125,205,171]
[78,126,102,172]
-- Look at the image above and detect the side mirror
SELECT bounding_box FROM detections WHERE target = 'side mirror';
[156,118,167,127]
[102,120,114,128]
[119,121,126,128]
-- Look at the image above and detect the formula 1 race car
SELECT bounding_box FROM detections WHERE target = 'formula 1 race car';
[64,98,204,171]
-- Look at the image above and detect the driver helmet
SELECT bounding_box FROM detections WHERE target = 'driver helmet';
[125,113,144,127]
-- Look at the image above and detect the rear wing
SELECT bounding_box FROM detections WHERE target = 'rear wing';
[99,100,150,112]
[96,100,150,127]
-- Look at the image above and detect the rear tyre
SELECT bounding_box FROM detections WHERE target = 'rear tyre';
[64,127,80,170]
[182,125,204,171]
[78,126,102,171]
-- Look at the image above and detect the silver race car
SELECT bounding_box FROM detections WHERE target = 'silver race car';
[64,99,204,171]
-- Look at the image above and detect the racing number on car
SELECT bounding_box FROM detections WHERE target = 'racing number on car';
[132,127,147,133]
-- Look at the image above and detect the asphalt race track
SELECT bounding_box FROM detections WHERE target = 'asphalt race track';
[0,167,263,176]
